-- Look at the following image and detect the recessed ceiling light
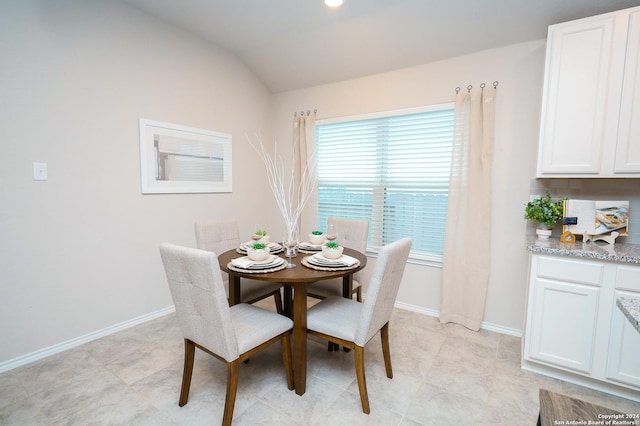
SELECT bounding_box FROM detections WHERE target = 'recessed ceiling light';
[325,0,343,7]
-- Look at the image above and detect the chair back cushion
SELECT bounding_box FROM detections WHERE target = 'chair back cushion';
[159,243,239,361]
[194,219,240,255]
[354,237,412,346]
[328,217,369,281]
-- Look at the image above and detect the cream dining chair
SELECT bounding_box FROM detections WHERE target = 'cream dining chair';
[195,219,284,313]
[306,237,412,414]
[306,217,369,302]
[159,243,294,426]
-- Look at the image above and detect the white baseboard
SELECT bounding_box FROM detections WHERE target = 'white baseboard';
[0,306,175,374]
[1,299,522,374]
[393,300,523,337]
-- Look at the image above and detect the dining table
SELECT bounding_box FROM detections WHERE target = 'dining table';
[217,246,367,396]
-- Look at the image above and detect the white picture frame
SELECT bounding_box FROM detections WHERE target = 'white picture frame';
[139,119,232,194]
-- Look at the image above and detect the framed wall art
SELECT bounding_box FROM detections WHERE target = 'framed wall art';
[139,119,232,194]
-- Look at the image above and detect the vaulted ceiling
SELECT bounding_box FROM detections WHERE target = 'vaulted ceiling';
[122,0,640,93]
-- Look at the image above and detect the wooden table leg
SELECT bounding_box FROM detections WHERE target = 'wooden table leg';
[292,283,307,395]
[229,275,241,306]
[342,275,353,298]
[283,286,293,319]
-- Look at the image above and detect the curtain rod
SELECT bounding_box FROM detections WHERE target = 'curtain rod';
[455,81,499,94]
[294,109,317,117]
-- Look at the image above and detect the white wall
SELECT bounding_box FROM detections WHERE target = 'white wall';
[0,0,550,366]
[272,40,547,333]
[0,0,282,364]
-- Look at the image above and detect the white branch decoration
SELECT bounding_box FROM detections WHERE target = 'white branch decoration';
[248,132,317,242]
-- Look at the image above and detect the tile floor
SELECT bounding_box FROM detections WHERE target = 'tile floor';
[1,300,639,425]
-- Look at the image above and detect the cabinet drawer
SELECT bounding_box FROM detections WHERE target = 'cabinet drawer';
[536,256,603,286]
[615,265,640,292]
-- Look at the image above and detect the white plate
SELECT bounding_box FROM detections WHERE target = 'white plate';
[298,242,323,250]
[239,242,283,253]
[308,253,358,267]
[231,255,284,270]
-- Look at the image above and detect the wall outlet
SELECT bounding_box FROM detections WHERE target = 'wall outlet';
[33,162,48,181]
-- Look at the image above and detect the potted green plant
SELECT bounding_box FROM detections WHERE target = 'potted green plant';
[524,191,564,240]
[309,230,325,245]
[322,241,344,259]
[246,242,269,261]
[251,229,270,244]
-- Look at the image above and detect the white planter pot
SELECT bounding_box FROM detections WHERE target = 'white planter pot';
[322,246,344,259]
[247,248,269,261]
[536,228,552,240]
[309,233,325,245]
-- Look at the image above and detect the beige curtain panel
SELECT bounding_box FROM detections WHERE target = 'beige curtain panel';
[440,86,497,331]
[293,112,317,231]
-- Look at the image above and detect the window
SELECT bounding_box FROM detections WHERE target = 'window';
[315,104,454,262]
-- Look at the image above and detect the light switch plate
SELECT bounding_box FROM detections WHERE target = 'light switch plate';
[33,162,48,181]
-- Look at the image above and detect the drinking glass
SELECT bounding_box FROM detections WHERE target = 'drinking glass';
[283,230,298,268]
[326,224,337,242]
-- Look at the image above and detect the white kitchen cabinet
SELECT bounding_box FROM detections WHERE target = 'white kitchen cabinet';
[523,254,640,398]
[537,6,640,177]
[614,10,640,173]
[525,256,603,373]
[606,266,640,387]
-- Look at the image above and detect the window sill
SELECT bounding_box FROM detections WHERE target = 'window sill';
[365,248,443,268]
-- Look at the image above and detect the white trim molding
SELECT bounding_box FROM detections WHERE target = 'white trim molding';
[0,306,175,373]
[1,299,522,374]
[394,300,522,337]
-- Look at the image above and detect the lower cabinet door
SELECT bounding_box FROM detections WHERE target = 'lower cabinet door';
[606,291,640,387]
[527,278,600,374]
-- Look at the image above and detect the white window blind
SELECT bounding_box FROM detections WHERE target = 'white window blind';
[316,104,454,258]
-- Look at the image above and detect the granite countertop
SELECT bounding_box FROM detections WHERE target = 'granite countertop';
[526,235,640,264]
[617,297,640,334]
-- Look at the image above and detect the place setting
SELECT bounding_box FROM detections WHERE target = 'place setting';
[302,253,360,271]
[237,241,283,254]
[297,241,323,253]
[298,225,337,254]
[237,226,284,254]
[227,254,286,274]
[302,238,360,271]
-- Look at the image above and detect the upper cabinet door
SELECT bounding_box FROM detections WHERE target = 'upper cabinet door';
[536,7,640,178]
[615,10,640,173]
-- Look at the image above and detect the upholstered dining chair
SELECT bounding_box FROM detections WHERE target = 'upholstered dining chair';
[159,243,294,426]
[195,219,284,314]
[307,217,369,302]
[306,237,412,414]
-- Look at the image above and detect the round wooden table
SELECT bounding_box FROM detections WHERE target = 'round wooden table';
[217,247,367,396]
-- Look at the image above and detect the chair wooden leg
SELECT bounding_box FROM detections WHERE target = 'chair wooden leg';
[354,345,370,414]
[179,339,196,407]
[223,360,240,426]
[274,290,284,315]
[281,332,295,390]
[380,322,393,379]
[356,286,362,302]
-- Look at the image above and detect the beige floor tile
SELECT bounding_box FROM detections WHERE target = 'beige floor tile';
[2,306,639,425]
[404,382,486,425]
